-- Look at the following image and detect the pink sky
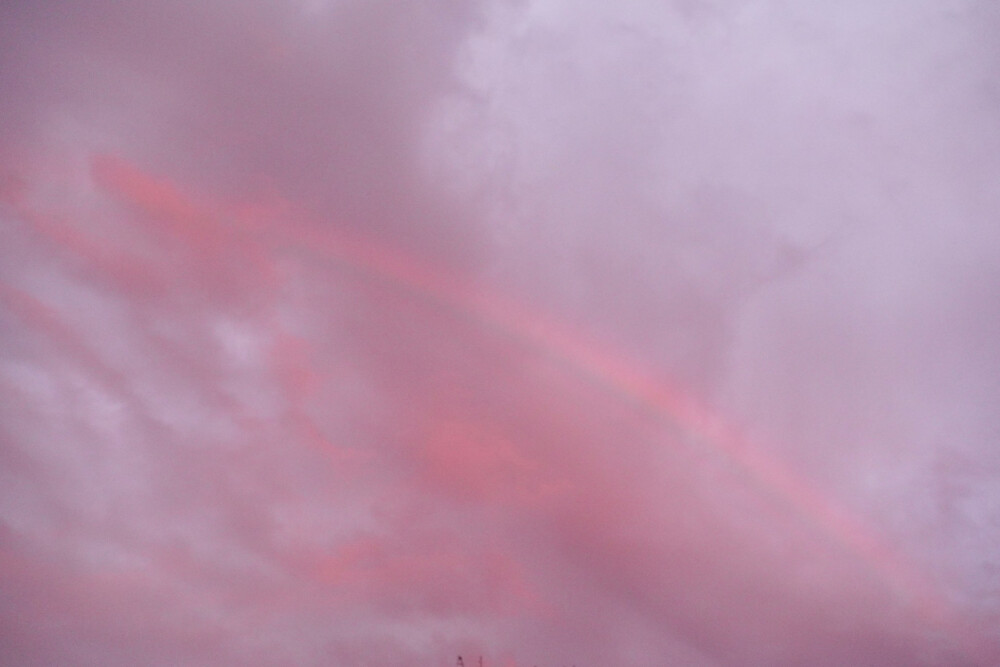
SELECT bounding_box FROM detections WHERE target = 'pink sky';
[2,1,999,665]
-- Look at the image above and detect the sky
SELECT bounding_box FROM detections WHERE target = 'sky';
[1,1,999,665]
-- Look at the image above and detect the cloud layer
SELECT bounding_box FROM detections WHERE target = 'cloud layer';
[2,1,999,665]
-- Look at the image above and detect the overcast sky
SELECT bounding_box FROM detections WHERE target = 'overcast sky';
[2,1,999,665]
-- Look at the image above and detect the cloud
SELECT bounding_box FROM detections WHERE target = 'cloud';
[2,0,999,665]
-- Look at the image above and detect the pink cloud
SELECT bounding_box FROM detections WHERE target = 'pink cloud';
[2,1,999,665]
